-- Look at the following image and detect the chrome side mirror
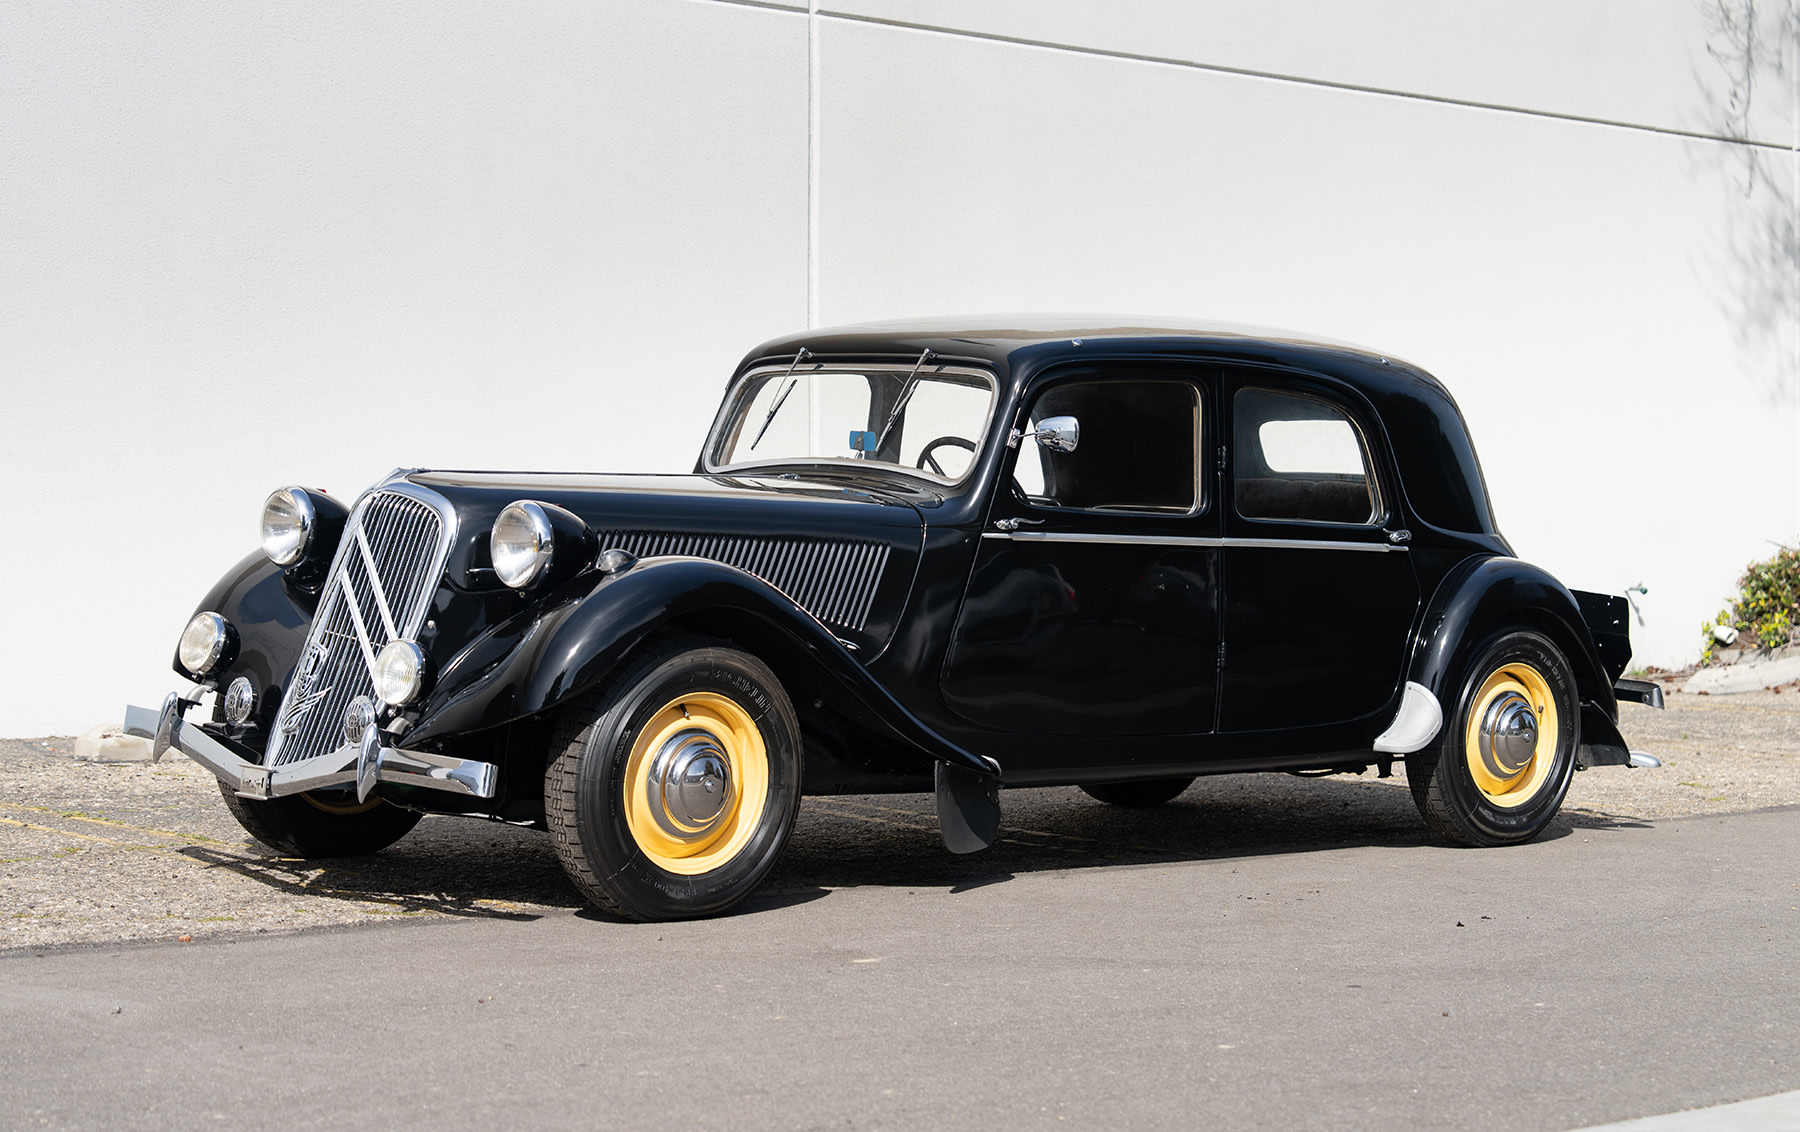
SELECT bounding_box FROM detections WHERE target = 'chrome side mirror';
[1012,415,1079,453]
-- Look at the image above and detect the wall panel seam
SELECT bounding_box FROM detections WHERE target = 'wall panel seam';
[696,0,1787,151]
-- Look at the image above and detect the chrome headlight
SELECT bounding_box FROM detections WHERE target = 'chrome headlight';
[373,640,428,707]
[261,487,317,566]
[491,501,555,588]
[177,612,234,676]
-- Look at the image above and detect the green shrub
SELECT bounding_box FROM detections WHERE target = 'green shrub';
[1702,543,1800,660]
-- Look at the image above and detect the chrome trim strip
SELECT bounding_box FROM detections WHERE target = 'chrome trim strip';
[1222,536,1402,553]
[982,531,1223,547]
[353,525,401,640]
[980,531,1402,552]
[337,573,382,679]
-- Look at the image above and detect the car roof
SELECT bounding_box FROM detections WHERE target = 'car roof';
[741,314,1441,395]
[734,315,1499,540]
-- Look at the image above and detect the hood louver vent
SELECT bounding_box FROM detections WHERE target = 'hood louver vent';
[595,531,888,633]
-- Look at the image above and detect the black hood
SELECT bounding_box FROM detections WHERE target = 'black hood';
[406,470,926,583]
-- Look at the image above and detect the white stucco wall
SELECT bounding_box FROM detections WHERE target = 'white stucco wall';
[1,0,1794,735]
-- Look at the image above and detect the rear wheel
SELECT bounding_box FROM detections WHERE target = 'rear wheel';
[544,637,802,921]
[1080,776,1195,807]
[218,783,421,858]
[1409,630,1577,846]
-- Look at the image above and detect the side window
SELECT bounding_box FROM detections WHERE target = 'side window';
[1014,380,1200,514]
[1234,388,1380,525]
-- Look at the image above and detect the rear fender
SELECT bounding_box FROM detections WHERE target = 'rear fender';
[406,556,996,778]
[1409,556,1618,720]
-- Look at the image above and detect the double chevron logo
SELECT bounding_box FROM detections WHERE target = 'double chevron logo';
[278,640,335,732]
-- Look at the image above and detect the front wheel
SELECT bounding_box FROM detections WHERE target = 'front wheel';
[218,784,421,858]
[1409,630,1577,846]
[544,637,802,921]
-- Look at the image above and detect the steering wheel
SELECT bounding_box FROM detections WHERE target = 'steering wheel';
[915,435,977,476]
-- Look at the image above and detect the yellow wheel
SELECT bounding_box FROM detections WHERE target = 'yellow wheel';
[544,637,802,921]
[621,692,771,875]
[1411,630,1577,846]
[1461,662,1557,808]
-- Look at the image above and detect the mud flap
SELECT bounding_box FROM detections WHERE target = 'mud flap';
[1576,703,1631,768]
[935,760,1001,853]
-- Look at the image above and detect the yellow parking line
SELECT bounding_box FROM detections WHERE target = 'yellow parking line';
[0,816,184,854]
[2,804,216,844]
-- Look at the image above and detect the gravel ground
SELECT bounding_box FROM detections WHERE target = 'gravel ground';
[2,689,1793,952]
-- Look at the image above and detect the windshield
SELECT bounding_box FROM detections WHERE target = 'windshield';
[707,362,997,483]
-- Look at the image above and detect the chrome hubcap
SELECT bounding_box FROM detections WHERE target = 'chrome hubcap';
[1478,691,1539,782]
[645,728,734,841]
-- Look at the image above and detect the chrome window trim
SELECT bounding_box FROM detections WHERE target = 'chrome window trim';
[702,361,1000,487]
[980,531,1404,553]
[1232,384,1388,528]
[1015,376,1206,518]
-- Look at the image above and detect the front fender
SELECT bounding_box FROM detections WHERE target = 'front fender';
[181,551,318,738]
[1409,555,1617,719]
[405,557,996,777]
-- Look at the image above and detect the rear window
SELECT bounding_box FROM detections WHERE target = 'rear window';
[1234,388,1379,525]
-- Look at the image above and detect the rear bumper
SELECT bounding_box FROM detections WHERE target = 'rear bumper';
[123,694,497,802]
[1613,677,1665,709]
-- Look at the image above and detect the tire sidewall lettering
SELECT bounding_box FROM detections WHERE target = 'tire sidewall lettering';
[568,640,800,918]
[1434,630,1578,844]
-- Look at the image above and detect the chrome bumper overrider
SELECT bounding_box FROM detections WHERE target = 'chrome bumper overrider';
[123,694,497,803]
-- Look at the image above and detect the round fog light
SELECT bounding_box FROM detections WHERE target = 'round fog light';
[177,612,233,676]
[373,640,427,707]
[222,677,257,726]
[343,695,377,746]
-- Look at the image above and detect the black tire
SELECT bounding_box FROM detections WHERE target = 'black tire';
[217,782,421,858]
[1409,629,1578,846]
[544,637,802,921]
[1080,776,1195,807]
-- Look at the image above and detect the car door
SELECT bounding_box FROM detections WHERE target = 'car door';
[940,364,1221,737]
[1217,378,1420,733]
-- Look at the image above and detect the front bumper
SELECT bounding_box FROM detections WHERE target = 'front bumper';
[123,694,497,803]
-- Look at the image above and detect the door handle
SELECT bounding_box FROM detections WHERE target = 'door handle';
[993,517,1045,532]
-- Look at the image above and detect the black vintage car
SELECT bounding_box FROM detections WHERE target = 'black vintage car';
[127,318,1661,920]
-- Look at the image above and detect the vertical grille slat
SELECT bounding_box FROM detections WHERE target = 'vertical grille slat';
[264,488,452,767]
[590,529,891,633]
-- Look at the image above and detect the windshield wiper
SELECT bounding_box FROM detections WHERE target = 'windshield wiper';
[749,347,812,451]
[872,348,937,454]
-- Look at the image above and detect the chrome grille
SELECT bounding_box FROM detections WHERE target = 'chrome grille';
[265,486,454,767]
[596,531,889,632]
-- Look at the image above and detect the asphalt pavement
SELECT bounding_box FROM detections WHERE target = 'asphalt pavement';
[5,799,1797,1132]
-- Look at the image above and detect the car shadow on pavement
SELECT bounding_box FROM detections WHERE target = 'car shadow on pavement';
[766,775,1635,896]
[176,816,589,919]
[166,774,1658,922]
